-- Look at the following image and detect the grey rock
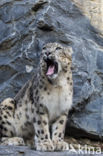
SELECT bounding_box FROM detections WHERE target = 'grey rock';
[0,146,102,156]
[32,0,48,12]
[0,0,103,140]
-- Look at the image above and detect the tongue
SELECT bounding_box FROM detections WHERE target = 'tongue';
[46,66,55,76]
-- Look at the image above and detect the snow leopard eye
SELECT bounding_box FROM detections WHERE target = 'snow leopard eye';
[56,47,62,50]
[43,47,46,50]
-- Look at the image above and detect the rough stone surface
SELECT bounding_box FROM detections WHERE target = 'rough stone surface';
[0,0,103,141]
[73,0,103,35]
[0,146,102,156]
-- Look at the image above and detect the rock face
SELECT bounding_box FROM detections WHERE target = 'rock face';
[0,145,102,155]
[0,0,103,140]
[73,0,103,35]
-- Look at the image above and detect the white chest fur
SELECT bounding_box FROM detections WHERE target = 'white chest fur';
[40,80,73,121]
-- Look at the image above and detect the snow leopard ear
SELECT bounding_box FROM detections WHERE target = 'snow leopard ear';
[64,46,73,61]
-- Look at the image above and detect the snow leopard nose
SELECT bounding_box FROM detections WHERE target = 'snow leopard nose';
[43,52,52,61]
[45,52,51,56]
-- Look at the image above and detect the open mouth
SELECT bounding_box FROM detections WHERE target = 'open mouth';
[45,58,58,76]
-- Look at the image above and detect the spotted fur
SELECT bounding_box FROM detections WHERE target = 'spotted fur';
[0,43,73,151]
